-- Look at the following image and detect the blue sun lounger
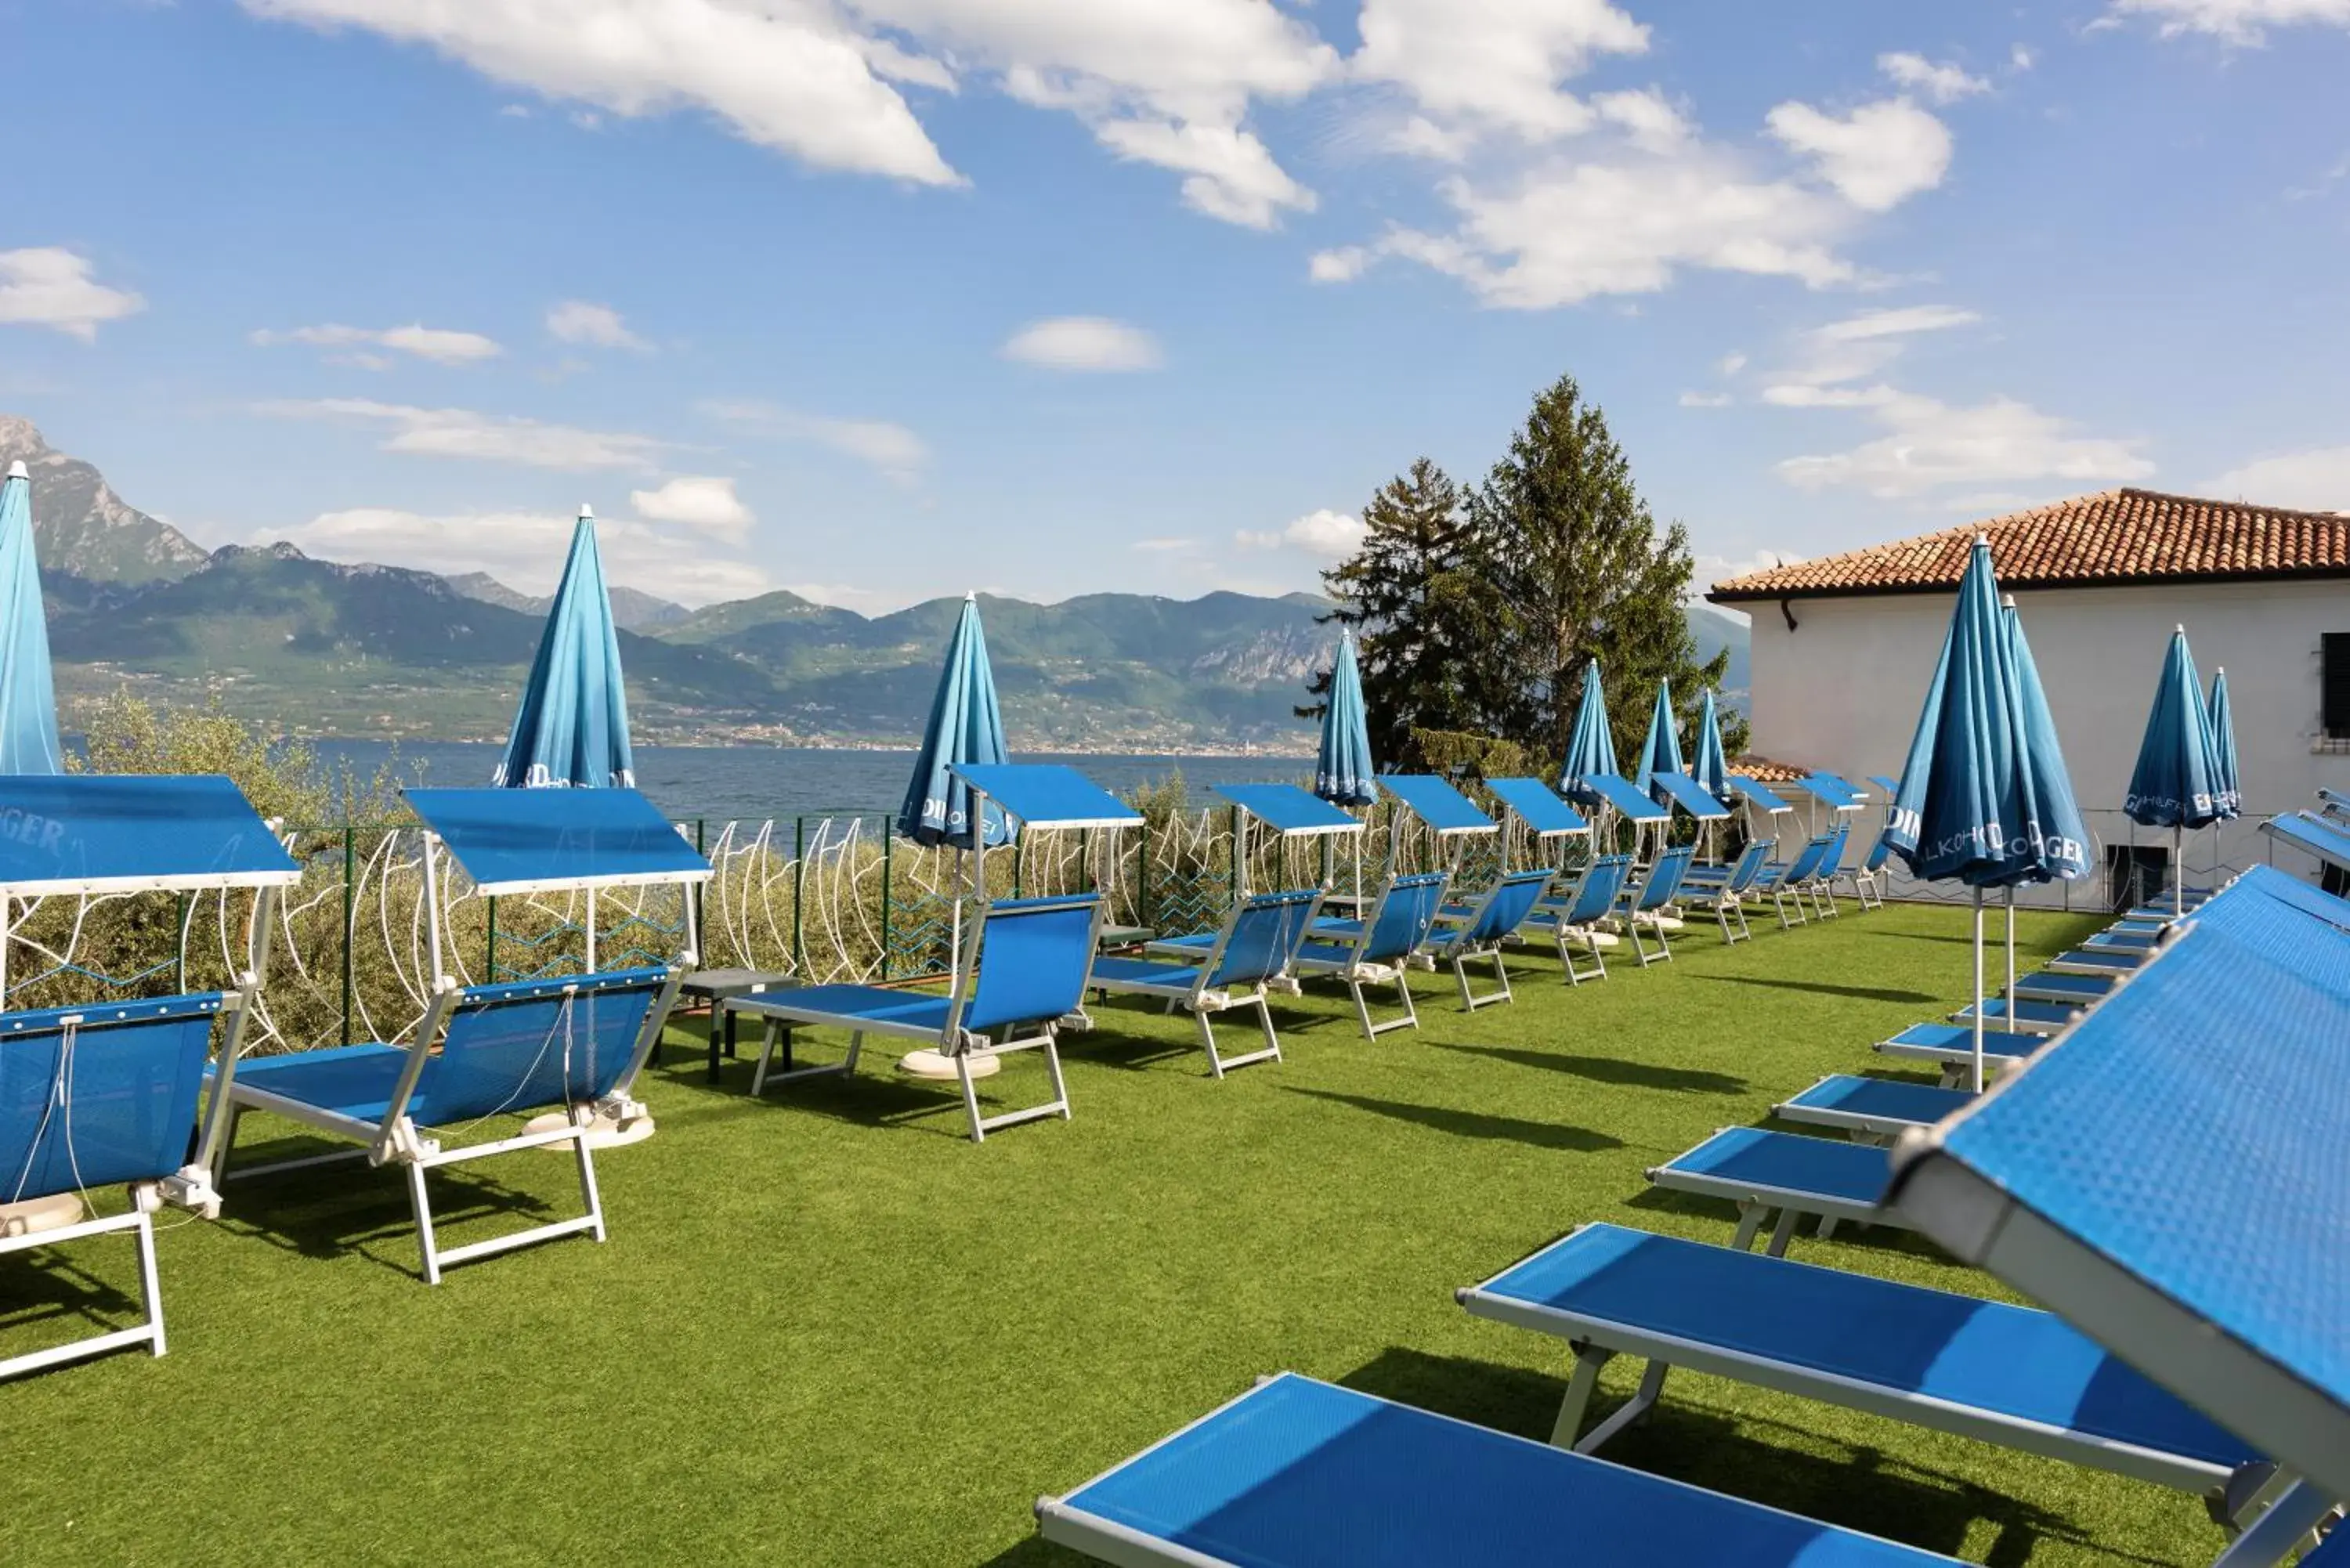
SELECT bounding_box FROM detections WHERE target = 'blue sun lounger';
[1034,1371,1959,1567]
[2259,810,2350,876]
[0,775,301,1378]
[2047,945,2149,976]
[1876,1022,2041,1086]
[1090,887,1321,1075]
[1520,852,1632,984]
[1419,868,1553,1009]
[1616,843,1696,966]
[1752,829,1842,928]
[1647,1126,1905,1255]
[1678,838,1771,943]
[1291,871,1449,1039]
[1774,1075,1976,1140]
[1455,1224,2269,1520]
[1947,995,2082,1035]
[732,892,1104,1140]
[2010,970,2115,1006]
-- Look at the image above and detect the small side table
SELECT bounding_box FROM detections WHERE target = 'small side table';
[677,969,795,1083]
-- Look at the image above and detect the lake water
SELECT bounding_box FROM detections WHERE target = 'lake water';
[307,741,1308,824]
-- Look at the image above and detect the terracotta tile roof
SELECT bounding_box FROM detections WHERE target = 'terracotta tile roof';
[1729,755,1810,784]
[1708,488,2350,603]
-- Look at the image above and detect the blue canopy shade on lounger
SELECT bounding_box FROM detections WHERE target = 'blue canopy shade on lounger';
[1559,659,1618,807]
[1209,782,1361,836]
[1650,771,1730,822]
[404,786,709,895]
[1689,688,1729,800]
[2124,627,2222,830]
[1577,771,1671,826]
[1314,630,1376,807]
[1796,773,1867,811]
[2207,667,2240,818]
[898,594,1010,851]
[1485,777,1588,837]
[1632,678,1683,799]
[1891,897,2350,1501]
[1867,775,1900,797]
[0,775,301,896]
[1377,774,1495,836]
[492,508,634,790]
[1726,775,1791,815]
[0,463,60,775]
[953,763,1142,829]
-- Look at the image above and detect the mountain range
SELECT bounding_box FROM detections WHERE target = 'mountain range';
[8,417,1749,750]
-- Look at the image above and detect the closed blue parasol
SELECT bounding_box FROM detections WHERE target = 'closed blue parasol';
[0,462,60,775]
[1559,659,1617,807]
[1881,539,2034,1090]
[1632,677,1683,802]
[2125,626,2222,915]
[1314,629,1376,807]
[898,594,1010,851]
[1991,595,2093,1033]
[2207,667,2240,819]
[492,508,634,789]
[1687,688,1730,801]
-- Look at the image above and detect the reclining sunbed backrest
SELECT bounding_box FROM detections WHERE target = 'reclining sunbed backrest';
[1785,833,1834,882]
[961,894,1102,1035]
[1636,845,1694,909]
[1465,869,1553,942]
[1817,823,1850,874]
[1724,840,1771,892]
[1361,873,1449,963]
[2,995,222,1198]
[1561,854,1633,923]
[421,970,671,1125]
[1206,888,1321,988]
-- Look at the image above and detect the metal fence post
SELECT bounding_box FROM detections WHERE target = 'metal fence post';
[340,826,356,1048]
[880,816,894,982]
[486,895,497,984]
[792,816,807,974]
[1137,816,1152,927]
[693,818,707,967]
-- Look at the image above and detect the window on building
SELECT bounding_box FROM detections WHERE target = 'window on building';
[2326,634,2350,744]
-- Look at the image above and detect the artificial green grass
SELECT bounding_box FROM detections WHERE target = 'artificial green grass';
[3,902,2229,1567]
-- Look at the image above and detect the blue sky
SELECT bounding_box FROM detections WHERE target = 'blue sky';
[4,0,2347,611]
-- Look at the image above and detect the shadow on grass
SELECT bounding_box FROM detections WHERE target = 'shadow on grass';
[1432,1041,1748,1096]
[1691,974,1940,1004]
[1617,1187,1950,1264]
[213,1142,563,1280]
[1335,1346,2123,1567]
[0,1250,143,1344]
[1282,1088,1623,1153]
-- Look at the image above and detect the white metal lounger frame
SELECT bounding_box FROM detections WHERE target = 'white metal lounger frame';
[1422,870,1550,1011]
[1454,1244,2281,1526]
[215,969,684,1284]
[1681,840,1770,945]
[1647,1134,1909,1256]
[1292,873,1447,1040]
[1091,890,1320,1078]
[731,893,1106,1141]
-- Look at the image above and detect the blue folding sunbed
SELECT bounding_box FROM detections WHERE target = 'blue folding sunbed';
[1775,1074,1976,1141]
[1148,783,1361,959]
[1520,852,1632,985]
[1678,838,1771,943]
[210,787,705,1282]
[1947,995,2084,1036]
[1615,843,1696,966]
[1456,1223,2271,1521]
[1090,887,1322,1075]
[1752,829,1843,928]
[0,774,300,1378]
[1034,1371,1961,1567]
[1647,1125,1907,1255]
[1290,870,1449,1039]
[1876,1022,2041,1087]
[1419,867,1553,1009]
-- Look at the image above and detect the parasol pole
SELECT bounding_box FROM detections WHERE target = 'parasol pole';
[2005,883,2017,1035]
[1971,884,1987,1094]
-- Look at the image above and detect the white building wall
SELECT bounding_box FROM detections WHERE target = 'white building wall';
[1738,577,2350,902]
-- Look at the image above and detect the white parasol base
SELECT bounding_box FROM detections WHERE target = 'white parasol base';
[898,1049,999,1081]
[523,1110,658,1150]
[0,1191,86,1237]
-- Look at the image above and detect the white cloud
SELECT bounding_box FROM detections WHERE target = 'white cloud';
[1235,508,1365,556]
[1759,304,1980,405]
[1000,316,1162,372]
[1877,52,1990,104]
[2112,0,2350,42]
[1695,549,1804,589]
[1716,350,1748,376]
[2207,447,2350,510]
[1132,536,1199,552]
[699,398,928,481]
[1766,96,1953,212]
[1386,115,1473,162]
[1815,303,1982,341]
[629,475,754,542]
[1678,390,1732,407]
[855,0,1335,225]
[1776,392,2152,498]
[546,299,649,350]
[1593,89,1690,154]
[254,505,770,606]
[1308,246,1373,284]
[2009,43,2037,70]
[0,248,146,341]
[240,0,959,184]
[251,321,504,365]
[254,398,664,469]
[1350,0,1647,144]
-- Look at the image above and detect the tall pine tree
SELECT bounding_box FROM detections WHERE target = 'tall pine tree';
[1305,458,1499,764]
[1470,374,1731,766]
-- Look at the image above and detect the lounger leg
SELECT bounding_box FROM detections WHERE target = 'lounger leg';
[1730,1201,1767,1252]
[1578,1360,1671,1453]
[1452,952,1473,1010]
[1550,1344,1612,1447]
[1654,920,1673,964]
[1490,950,1512,1006]
[1253,994,1282,1064]
[1394,970,1419,1031]
[408,1162,443,1286]
[1195,1008,1227,1079]
[958,1051,989,1143]
[1735,898,1752,941]
[1041,1035,1072,1122]
[1348,977,1379,1041]
[1766,1208,1802,1258]
[572,1117,608,1245]
[132,1209,166,1358]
